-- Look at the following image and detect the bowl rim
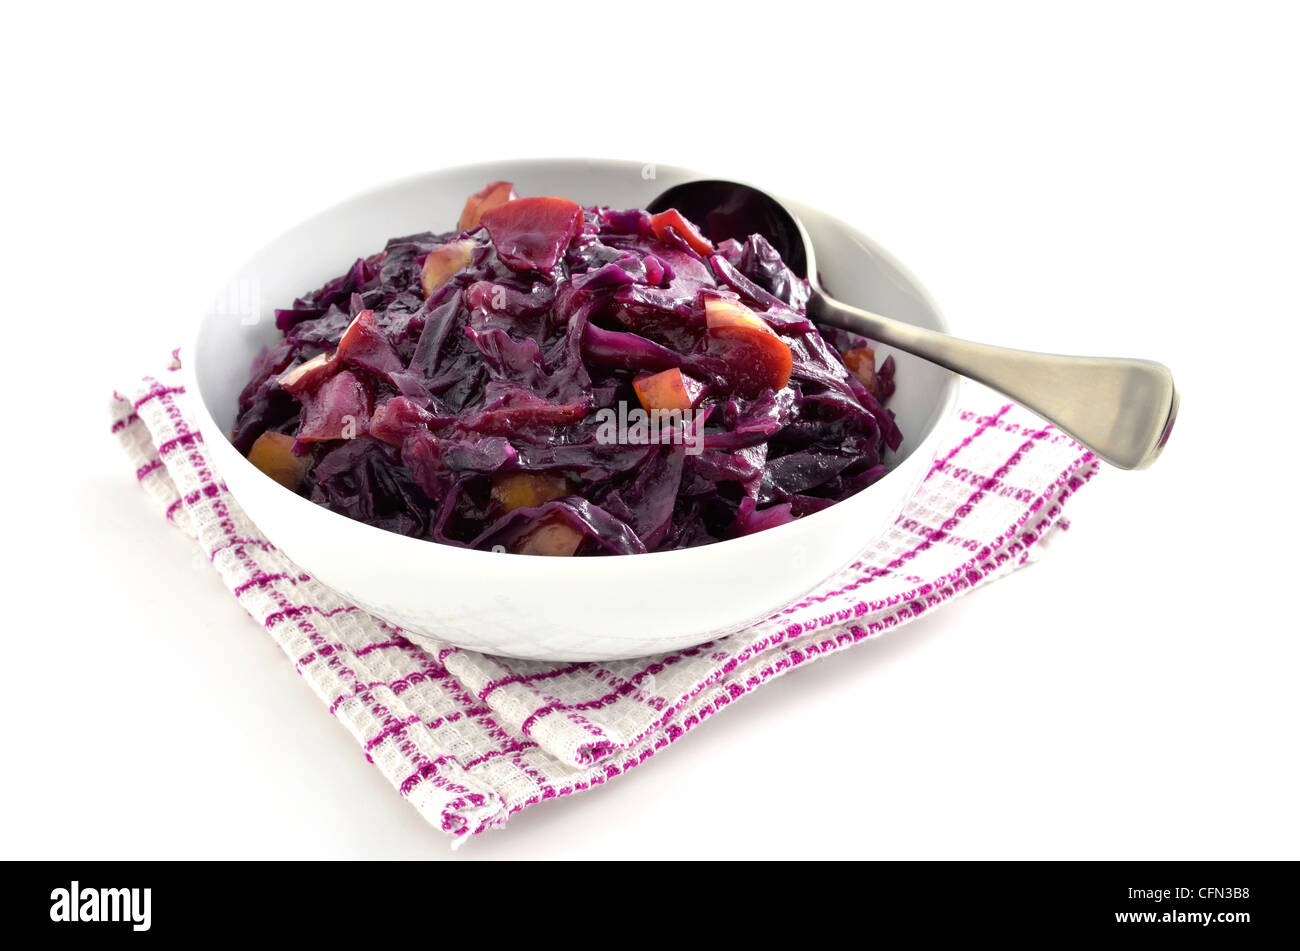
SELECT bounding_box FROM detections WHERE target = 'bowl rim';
[186,157,961,573]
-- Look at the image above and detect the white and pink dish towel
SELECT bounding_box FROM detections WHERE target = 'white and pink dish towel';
[111,353,1098,845]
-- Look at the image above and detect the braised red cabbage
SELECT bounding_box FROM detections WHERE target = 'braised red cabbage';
[234,184,900,555]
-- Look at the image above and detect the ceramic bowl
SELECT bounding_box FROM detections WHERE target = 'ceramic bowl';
[187,159,959,660]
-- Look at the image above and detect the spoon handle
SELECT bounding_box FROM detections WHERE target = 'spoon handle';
[810,294,1179,469]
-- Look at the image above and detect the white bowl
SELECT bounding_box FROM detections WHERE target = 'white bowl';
[187,159,959,660]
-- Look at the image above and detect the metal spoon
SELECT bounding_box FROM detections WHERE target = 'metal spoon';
[648,180,1178,469]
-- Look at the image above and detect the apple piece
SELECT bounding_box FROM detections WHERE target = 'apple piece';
[633,368,703,413]
[648,208,714,257]
[703,297,772,332]
[336,308,404,378]
[296,370,370,442]
[706,329,794,397]
[490,472,573,513]
[420,239,477,298]
[247,431,311,491]
[480,196,584,272]
[703,298,793,397]
[513,514,584,556]
[277,351,335,397]
[841,346,878,395]
[458,180,517,232]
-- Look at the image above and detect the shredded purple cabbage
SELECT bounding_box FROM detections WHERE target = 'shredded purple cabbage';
[234,184,900,555]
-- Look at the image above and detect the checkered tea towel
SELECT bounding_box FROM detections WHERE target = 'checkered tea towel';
[110,352,1098,845]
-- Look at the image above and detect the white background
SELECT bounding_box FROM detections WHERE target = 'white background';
[2,1,1297,859]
